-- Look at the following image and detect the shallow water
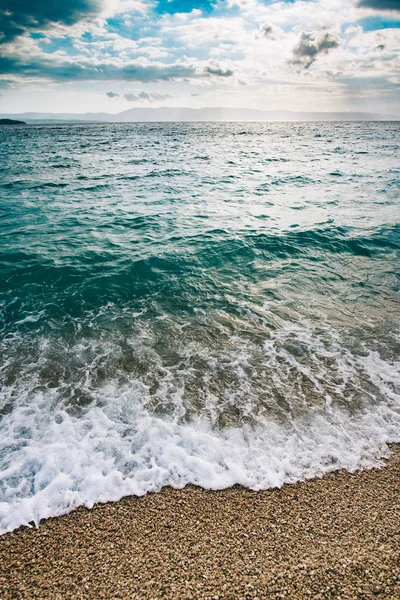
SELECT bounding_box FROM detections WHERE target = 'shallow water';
[0,121,399,532]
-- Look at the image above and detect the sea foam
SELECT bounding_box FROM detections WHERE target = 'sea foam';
[0,343,399,534]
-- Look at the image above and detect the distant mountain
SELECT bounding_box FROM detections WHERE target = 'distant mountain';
[0,118,27,125]
[0,107,398,123]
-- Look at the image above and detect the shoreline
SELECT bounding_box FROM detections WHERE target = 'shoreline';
[1,445,399,599]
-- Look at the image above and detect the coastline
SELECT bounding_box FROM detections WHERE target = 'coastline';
[1,445,399,599]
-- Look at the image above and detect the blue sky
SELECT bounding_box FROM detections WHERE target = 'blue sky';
[0,0,399,114]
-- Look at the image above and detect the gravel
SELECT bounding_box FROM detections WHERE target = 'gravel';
[1,445,399,599]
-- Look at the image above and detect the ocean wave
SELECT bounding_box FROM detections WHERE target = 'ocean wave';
[0,330,399,534]
[0,121,399,533]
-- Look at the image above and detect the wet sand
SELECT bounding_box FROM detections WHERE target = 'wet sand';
[1,445,399,599]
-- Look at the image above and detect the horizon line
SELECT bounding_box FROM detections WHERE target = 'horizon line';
[1,106,399,117]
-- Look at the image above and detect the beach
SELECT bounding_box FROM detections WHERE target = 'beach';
[1,122,399,597]
[1,444,399,599]
[1,0,400,591]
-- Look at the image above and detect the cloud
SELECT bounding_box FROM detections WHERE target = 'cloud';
[124,91,172,101]
[357,1,400,9]
[261,24,274,37]
[260,22,283,40]
[0,0,399,115]
[0,0,103,42]
[0,38,237,84]
[291,32,339,69]
[204,65,234,77]
[0,53,199,82]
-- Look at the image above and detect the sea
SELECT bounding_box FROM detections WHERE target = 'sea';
[0,121,399,534]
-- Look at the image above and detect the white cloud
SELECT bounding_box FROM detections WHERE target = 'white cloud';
[0,0,399,114]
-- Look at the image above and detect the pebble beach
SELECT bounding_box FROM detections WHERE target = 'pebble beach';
[1,445,399,599]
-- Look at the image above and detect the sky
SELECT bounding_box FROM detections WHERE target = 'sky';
[0,0,399,114]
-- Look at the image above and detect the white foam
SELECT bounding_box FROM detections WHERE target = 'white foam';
[0,344,399,534]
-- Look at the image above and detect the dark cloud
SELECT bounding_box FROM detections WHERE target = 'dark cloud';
[261,24,273,37]
[204,65,234,77]
[0,0,103,42]
[124,91,172,102]
[106,91,119,98]
[357,1,400,9]
[0,54,198,82]
[291,32,339,69]
[260,22,281,40]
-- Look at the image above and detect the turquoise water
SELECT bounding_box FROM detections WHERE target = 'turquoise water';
[0,121,399,532]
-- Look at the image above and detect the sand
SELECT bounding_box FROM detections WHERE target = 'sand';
[0,445,399,599]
